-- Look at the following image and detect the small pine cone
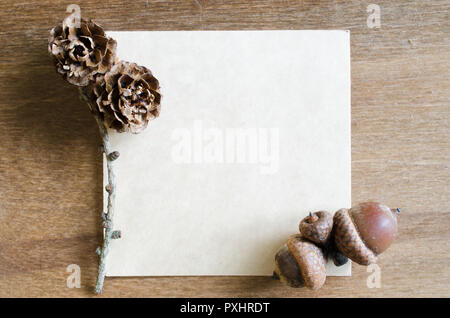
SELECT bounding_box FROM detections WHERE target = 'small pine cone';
[48,14,117,86]
[91,61,161,134]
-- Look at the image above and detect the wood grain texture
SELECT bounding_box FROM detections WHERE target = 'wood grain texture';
[0,0,449,297]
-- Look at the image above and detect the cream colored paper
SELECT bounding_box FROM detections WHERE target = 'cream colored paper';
[105,30,351,276]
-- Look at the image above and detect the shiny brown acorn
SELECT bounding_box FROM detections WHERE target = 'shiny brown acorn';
[333,202,400,265]
[273,234,326,290]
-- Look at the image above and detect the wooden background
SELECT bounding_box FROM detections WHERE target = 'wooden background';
[0,0,449,297]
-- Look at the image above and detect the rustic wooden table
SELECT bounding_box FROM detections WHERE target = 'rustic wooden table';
[0,0,449,297]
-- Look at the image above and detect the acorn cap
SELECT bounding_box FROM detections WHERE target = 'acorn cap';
[299,211,333,245]
[333,208,377,265]
[286,234,326,290]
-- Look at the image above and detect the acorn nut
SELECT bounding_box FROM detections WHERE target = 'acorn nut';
[299,211,333,245]
[273,234,326,290]
[327,239,349,267]
[333,202,400,265]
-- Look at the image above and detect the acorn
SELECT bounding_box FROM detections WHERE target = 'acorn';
[325,237,349,267]
[333,202,400,265]
[299,211,333,245]
[273,234,326,290]
[332,249,349,266]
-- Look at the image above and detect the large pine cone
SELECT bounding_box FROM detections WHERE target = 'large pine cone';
[91,61,161,133]
[48,14,116,86]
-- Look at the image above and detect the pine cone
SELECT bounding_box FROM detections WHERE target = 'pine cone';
[91,61,161,133]
[48,14,117,86]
